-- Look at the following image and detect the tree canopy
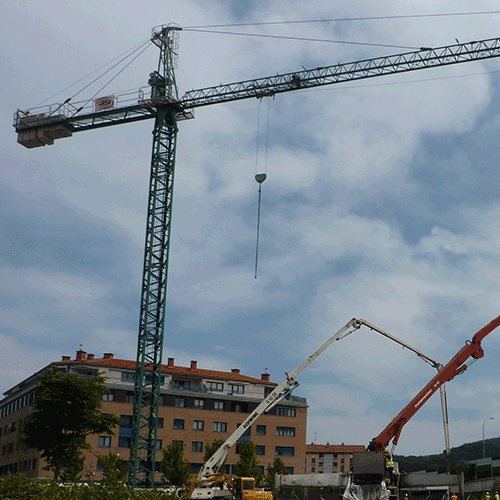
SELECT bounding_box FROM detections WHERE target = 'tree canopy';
[234,441,262,484]
[22,366,120,481]
[159,440,193,486]
[265,457,288,490]
[98,451,129,486]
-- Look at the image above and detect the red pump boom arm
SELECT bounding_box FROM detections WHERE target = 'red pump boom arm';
[367,314,500,452]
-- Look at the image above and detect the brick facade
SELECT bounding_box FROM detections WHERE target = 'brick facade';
[0,350,308,480]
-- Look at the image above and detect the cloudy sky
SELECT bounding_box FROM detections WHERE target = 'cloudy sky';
[3,0,500,457]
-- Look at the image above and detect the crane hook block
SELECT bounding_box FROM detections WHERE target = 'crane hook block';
[255,173,267,184]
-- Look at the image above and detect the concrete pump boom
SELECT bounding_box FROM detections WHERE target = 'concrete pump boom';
[367,314,500,453]
[197,318,362,480]
[197,316,454,484]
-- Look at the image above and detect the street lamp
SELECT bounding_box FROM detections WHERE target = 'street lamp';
[483,417,494,458]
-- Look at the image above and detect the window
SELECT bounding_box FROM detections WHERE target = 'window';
[194,399,205,409]
[193,420,204,431]
[172,379,191,390]
[145,373,165,385]
[213,422,227,433]
[121,371,135,382]
[118,437,131,448]
[276,406,296,417]
[192,441,203,453]
[256,445,265,455]
[98,436,112,448]
[175,397,186,408]
[206,381,224,392]
[157,417,164,429]
[276,426,295,437]
[275,446,295,457]
[256,425,266,436]
[214,401,224,411]
[173,419,185,430]
[102,392,114,402]
[126,391,134,404]
[286,467,294,474]
[228,383,244,394]
[156,439,163,451]
[120,415,132,428]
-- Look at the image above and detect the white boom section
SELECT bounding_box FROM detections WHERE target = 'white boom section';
[197,318,362,480]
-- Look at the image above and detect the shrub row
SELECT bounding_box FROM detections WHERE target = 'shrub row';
[0,475,185,500]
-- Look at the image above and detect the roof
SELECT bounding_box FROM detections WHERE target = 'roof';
[306,444,366,453]
[53,356,275,385]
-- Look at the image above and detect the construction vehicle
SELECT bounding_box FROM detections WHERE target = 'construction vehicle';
[345,314,500,500]
[188,474,272,500]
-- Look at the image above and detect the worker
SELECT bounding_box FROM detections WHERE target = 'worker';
[495,492,499,500]
[451,493,458,500]
[384,448,394,483]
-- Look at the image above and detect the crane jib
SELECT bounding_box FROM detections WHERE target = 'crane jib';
[14,36,500,147]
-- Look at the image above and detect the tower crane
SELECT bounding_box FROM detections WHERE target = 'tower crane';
[13,25,500,488]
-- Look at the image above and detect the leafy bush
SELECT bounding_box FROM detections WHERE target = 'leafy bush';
[0,474,189,500]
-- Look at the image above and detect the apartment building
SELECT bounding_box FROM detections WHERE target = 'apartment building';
[305,443,366,474]
[0,349,308,480]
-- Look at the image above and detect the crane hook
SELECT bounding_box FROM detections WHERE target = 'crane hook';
[255,173,267,184]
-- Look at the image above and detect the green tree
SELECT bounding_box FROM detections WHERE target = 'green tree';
[98,451,129,486]
[22,366,120,482]
[204,439,226,473]
[234,441,262,484]
[265,457,288,490]
[160,440,193,486]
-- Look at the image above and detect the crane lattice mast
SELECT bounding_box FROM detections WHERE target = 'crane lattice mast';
[13,28,500,488]
[129,25,182,488]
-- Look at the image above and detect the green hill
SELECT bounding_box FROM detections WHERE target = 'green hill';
[394,437,500,474]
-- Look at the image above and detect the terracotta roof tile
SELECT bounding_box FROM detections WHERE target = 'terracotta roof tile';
[53,357,275,385]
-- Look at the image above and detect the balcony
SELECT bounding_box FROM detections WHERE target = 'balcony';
[168,383,207,393]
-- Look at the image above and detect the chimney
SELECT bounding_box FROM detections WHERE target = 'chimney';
[190,360,197,370]
[261,373,270,382]
[76,349,86,360]
[87,354,95,360]
[61,355,71,361]
[103,353,114,360]
[167,357,175,367]
[231,368,240,375]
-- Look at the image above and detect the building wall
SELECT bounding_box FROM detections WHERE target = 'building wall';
[305,445,366,474]
[0,389,39,477]
[0,353,308,481]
